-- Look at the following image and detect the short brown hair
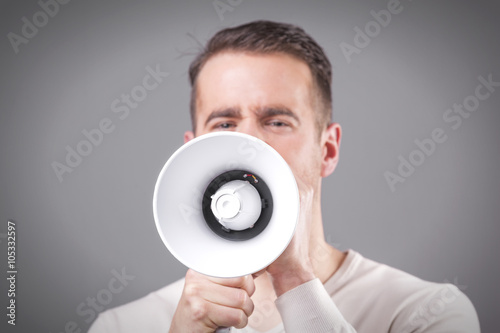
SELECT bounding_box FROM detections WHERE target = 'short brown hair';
[188,20,333,134]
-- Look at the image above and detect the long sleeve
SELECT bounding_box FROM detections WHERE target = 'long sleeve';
[87,278,184,333]
[393,284,481,333]
[274,278,479,333]
[275,278,357,333]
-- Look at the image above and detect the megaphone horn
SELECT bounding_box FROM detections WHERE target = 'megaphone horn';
[153,132,299,278]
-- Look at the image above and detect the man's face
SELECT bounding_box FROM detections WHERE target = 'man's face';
[185,51,339,192]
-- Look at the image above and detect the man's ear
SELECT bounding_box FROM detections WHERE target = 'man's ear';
[184,131,194,144]
[321,122,342,178]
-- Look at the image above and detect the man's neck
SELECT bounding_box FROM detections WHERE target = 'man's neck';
[309,198,346,284]
[310,238,346,284]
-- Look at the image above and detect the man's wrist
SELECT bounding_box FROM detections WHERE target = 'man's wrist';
[269,268,316,297]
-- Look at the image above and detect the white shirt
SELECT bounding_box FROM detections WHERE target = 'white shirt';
[88,250,480,332]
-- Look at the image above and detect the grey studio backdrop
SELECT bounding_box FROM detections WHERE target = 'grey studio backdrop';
[0,0,499,331]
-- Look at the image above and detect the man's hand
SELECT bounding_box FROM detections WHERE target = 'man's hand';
[266,176,317,296]
[169,269,256,333]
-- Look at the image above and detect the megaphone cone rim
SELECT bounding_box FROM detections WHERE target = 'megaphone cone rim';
[153,132,299,278]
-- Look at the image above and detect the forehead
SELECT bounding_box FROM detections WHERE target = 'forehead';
[194,51,315,120]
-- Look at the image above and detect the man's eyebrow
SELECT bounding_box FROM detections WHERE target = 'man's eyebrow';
[204,107,241,126]
[255,106,300,123]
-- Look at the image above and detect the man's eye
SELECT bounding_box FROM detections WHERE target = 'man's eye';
[215,122,235,129]
[268,121,288,127]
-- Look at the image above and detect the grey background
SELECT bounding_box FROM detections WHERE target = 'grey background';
[1,0,499,331]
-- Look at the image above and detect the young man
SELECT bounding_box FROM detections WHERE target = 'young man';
[89,21,480,332]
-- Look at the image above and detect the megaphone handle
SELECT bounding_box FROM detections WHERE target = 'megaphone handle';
[216,327,231,333]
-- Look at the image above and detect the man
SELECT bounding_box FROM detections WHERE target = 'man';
[89,20,480,332]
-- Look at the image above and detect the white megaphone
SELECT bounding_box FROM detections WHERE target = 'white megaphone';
[153,132,299,332]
